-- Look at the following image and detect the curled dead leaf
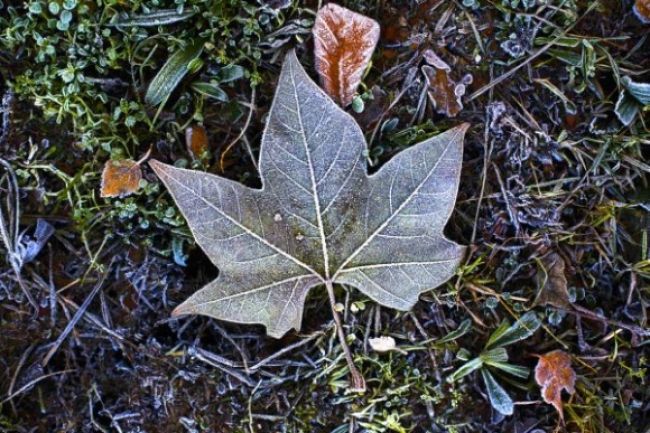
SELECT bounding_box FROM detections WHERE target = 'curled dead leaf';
[100,159,142,198]
[534,350,576,421]
[533,252,571,309]
[422,50,470,118]
[312,3,380,106]
[185,124,209,158]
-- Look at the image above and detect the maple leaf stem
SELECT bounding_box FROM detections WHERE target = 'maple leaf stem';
[324,279,366,393]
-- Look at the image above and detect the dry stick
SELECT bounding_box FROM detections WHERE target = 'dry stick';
[565,305,650,337]
[1,370,74,405]
[0,159,38,309]
[193,347,255,387]
[220,86,257,171]
[42,270,109,366]
[249,329,326,371]
[6,344,34,412]
[324,280,365,392]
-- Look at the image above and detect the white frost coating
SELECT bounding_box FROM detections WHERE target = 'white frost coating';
[150,50,467,338]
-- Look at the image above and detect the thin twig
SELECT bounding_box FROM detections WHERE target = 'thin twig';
[0,158,38,308]
[249,329,326,371]
[1,370,74,405]
[42,269,110,366]
[193,347,255,387]
[220,86,257,171]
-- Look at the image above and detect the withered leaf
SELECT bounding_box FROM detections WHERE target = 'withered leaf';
[533,252,571,309]
[186,124,209,158]
[422,50,467,118]
[534,350,576,420]
[150,50,467,338]
[312,3,380,107]
[101,159,142,198]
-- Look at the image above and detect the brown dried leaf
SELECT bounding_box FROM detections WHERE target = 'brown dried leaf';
[634,0,650,23]
[313,3,380,106]
[534,350,576,420]
[422,50,467,118]
[100,159,142,198]
[533,252,571,309]
[186,124,209,158]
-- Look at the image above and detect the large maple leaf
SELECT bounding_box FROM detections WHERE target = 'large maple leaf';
[150,50,467,338]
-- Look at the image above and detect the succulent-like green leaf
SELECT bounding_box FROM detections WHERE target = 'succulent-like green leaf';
[485,361,530,379]
[150,50,467,337]
[109,9,196,27]
[438,318,472,343]
[623,76,650,105]
[481,369,514,415]
[485,311,541,349]
[615,91,640,126]
[447,357,483,383]
[480,347,509,364]
[145,40,204,106]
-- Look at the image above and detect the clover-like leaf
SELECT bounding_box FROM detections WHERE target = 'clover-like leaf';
[150,50,467,338]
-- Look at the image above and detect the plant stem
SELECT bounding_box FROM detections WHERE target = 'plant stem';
[324,279,366,393]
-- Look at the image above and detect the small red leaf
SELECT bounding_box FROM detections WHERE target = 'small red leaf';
[312,3,380,106]
[100,159,142,198]
[534,350,576,421]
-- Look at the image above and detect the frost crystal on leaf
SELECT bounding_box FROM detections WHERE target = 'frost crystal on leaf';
[150,50,467,338]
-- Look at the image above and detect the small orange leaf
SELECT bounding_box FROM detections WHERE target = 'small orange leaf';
[312,3,380,107]
[534,350,576,420]
[634,0,650,23]
[185,124,209,158]
[100,159,142,198]
[422,50,468,118]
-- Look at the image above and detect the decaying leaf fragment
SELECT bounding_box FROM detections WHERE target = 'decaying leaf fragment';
[312,3,380,106]
[150,50,467,338]
[533,252,571,309]
[534,350,576,420]
[101,159,142,198]
[422,50,470,118]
